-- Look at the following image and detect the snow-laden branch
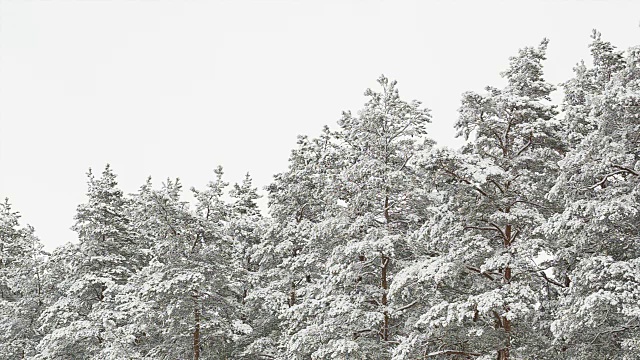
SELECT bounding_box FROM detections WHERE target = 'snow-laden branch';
[612,164,639,177]
[426,349,481,357]
[586,168,635,190]
[589,322,640,345]
[463,221,510,243]
[515,133,533,157]
[393,300,418,313]
[465,265,497,281]
[464,225,499,233]
[489,179,505,194]
[539,271,567,288]
[440,166,490,198]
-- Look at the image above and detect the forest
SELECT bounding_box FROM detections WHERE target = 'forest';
[1,31,639,360]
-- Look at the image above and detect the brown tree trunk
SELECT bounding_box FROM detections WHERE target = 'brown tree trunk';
[497,347,509,360]
[498,223,512,359]
[381,194,391,341]
[193,290,201,360]
[289,282,296,307]
[381,253,389,341]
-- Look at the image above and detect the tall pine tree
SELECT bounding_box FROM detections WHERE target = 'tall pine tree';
[392,40,565,359]
[545,32,640,358]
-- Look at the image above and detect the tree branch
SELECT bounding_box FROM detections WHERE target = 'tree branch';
[489,179,505,194]
[393,300,418,313]
[464,225,500,233]
[539,271,567,288]
[426,350,481,357]
[465,265,496,281]
[612,164,639,177]
[488,222,508,242]
[515,133,533,157]
[441,167,490,198]
[586,170,628,189]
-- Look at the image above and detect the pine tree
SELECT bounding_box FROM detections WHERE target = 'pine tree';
[249,129,342,358]
[545,32,640,359]
[108,170,240,360]
[228,172,262,316]
[227,173,269,358]
[36,165,139,359]
[283,76,432,359]
[0,198,46,358]
[562,30,626,147]
[393,40,565,359]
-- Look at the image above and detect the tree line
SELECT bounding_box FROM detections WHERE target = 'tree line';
[1,31,639,359]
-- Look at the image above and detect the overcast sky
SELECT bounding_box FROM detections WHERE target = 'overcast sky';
[1,0,638,251]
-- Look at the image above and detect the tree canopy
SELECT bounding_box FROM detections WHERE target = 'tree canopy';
[1,30,639,360]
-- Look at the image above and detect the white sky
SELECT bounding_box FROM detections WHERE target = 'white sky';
[1,0,638,251]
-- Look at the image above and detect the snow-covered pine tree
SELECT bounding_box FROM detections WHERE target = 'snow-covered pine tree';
[229,172,262,313]
[110,170,241,360]
[37,242,81,347]
[392,40,565,359]
[119,177,206,359]
[0,198,46,358]
[284,76,433,359]
[248,129,342,359]
[562,29,626,147]
[230,173,261,217]
[189,168,247,359]
[545,32,640,358]
[84,176,171,359]
[36,165,140,359]
[226,173,270,358]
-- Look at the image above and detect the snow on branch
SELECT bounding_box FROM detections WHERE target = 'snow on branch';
[426,349,481,357]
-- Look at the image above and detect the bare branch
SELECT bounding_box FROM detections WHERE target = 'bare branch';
[491,129,506,154]
[511,229,520,244]
[488,222,508,242]
[397,153,414,172]
[354,328,376,334]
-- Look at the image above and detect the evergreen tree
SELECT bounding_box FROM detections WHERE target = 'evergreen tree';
[0,199,46,358]
[249,129,342,358]
[284,76,432,359]
[36,165,139,359]
[108,170,241,360]
[545,32,640,359]
[227,173,269,358]
[562,30,626,147]
[392,40,565,359]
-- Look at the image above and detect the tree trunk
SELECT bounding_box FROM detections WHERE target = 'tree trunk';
[497,347,509,360]
[381,253,389,341]
[193,290,201,360]
[289,282,296,307]
[381,194,391,341]
[498,223,512,359]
